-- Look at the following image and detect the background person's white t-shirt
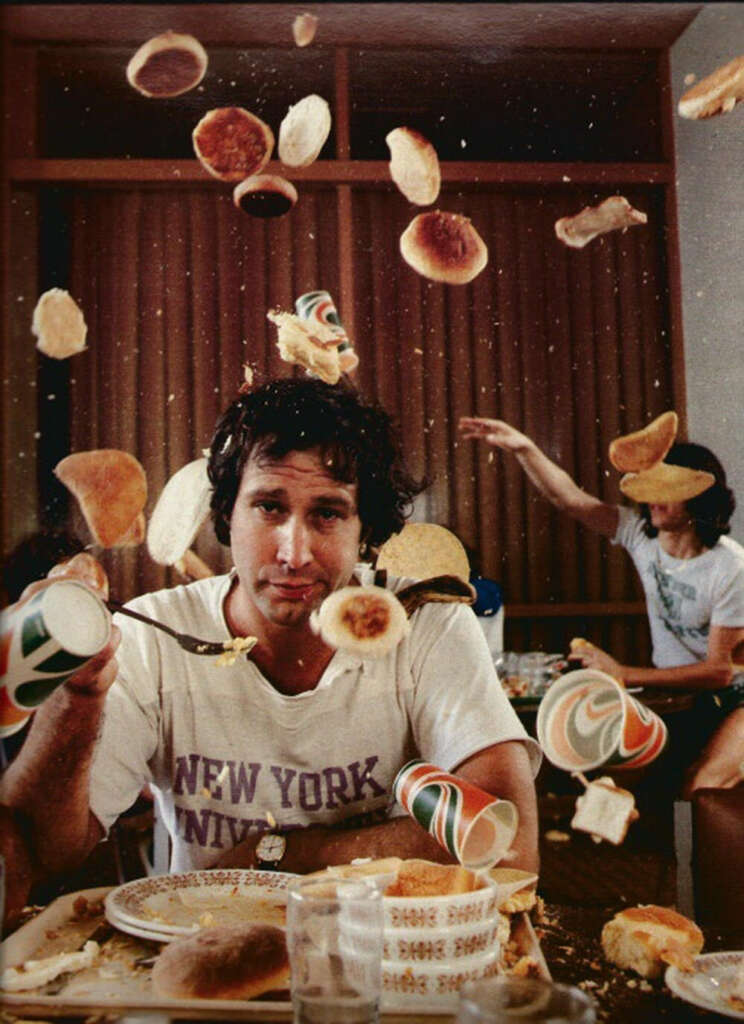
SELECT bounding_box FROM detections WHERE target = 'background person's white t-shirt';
[613,506,744,667]
[91,568,539,871]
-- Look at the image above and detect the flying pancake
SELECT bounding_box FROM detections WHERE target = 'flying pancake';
[192,107,274,183]
[609,411,678,473]
[233,175,298,218]
[376,523,471,584]
[311,585,410,658]
[126,31,208,98]
[620,462,715,504]
[400,210,488,285]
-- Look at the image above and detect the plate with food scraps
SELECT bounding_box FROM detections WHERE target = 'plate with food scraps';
[665,951,744,1019]
[105,869,295,936]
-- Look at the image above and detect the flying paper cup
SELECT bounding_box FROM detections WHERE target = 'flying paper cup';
[536,668,668,772]
[393,759,518,870]
[1,580,111,736]
[295,290,358,372]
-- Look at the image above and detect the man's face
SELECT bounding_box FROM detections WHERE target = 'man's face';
[229,448,362,629]
[648,501,691,532]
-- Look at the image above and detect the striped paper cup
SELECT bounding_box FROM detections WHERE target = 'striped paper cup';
[295,290,358,373]
[536,668,668,772]
[393,760,518,870]
[1,580,111,736]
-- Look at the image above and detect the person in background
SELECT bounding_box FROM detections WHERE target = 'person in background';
[459,416,744,796]
[1,380,540,881]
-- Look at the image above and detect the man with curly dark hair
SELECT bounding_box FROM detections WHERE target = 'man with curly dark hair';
[3,379,540,880]
[460,416,744,795]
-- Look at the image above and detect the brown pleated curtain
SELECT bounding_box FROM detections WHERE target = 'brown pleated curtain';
[61,182,674,657]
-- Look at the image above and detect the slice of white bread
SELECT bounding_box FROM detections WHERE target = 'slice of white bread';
[151,923,289,1000]
[385,858,480,897]
[571,776,639,845]
[678,55,744,119]
[555,195,647,249]
[601,905,703,979]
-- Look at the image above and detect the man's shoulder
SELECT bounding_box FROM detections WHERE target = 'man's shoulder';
[711,536,744,573]
[124,573,231,620]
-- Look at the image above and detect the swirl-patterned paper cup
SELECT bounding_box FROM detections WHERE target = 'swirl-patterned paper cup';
[536,668,668,772]
[1,580,111,737]
[295,290,359,373]
[393,760,518,870]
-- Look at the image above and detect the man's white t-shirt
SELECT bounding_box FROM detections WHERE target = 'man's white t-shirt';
[613,506,744,667]
[91,568,540,871]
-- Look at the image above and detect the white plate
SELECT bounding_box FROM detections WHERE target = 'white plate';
[105,868,296,936]
[106,909,183,945]
[666,950,744,1019]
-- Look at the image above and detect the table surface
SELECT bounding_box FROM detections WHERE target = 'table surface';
[4,898,741,1023]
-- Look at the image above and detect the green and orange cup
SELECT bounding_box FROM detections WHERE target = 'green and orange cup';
[393,759,518,870]
[536,668,668,772]
[1,580,111,737]
[295,290,359,374]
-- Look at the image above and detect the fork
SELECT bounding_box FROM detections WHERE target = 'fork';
[106,600,241,656]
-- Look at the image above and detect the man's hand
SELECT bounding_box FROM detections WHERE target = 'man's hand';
[572,642,626,683]
[9,574,120,697]
[458,417,533,455]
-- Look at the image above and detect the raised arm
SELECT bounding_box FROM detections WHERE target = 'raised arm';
[459,417,619,538]
[217,740,538,874]
[0,582,118,875]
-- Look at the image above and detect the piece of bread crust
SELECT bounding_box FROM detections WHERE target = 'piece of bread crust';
[47,552,110,599]
[386,127,441,206]
[609,411,678,473]
[192,107,274,183]
[267,310,342,384]
[400,210,488,285]
[385,859,480,898]
[151,923,288,1000]
[601,905,703,979]
[678,55,744,119]
[555,195,647,249]
[126,31,208,98]
[292,13,318,47]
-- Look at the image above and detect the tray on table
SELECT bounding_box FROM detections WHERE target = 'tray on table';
[0,886,549,1021]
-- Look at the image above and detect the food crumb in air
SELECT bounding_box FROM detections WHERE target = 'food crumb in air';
[413,348,423,355]
[216,764,230,786]
[684,73,696,85]
[265,810,277,828]
[201,787,211,798]
[544,829,571,842]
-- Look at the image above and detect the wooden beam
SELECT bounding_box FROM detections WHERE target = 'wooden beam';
[505,601,647,619]
[7,159,674,185]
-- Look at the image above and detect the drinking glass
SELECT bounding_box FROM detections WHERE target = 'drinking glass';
[286,876,384,1024]
[456,976,596,1023]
